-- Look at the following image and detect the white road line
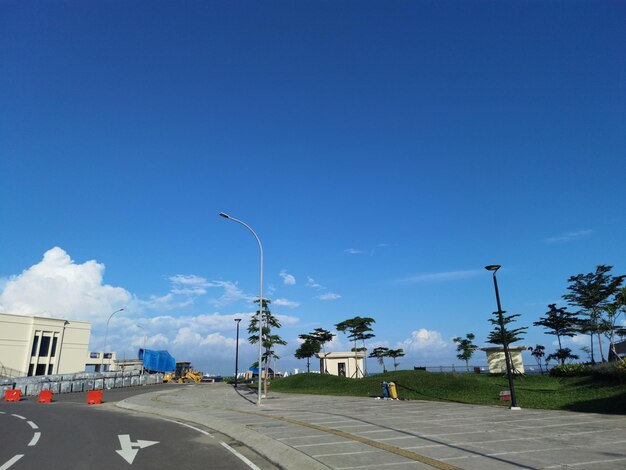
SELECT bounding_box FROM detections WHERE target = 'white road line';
[220,442,261,470]
[28,432,41,447]
[0,455,24,470]
[158,417,213,437]
[544,457,626,468]
[0,411,5,414]
[10,414,25,420]
[27,421,38,429]
[293,441,352,448]
[313,450,380,458]
[336,461,422,469]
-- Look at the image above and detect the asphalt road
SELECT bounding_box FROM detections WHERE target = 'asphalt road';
[0,384,277,470]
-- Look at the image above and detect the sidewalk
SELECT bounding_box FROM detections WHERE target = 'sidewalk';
[117,383,626,470]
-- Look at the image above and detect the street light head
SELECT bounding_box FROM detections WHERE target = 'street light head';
[485,265,501,272]
[234,318,241,323]
[219,212,230,219]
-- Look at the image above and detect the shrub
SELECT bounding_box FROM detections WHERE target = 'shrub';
[549,363,591,377]
[590,361,626,382]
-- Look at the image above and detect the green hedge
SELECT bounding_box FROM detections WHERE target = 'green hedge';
[549,363,591,377]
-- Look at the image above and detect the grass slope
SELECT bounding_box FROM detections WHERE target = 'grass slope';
[269,371,626,414]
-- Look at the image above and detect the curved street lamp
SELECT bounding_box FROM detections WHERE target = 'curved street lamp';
[219,212,264,406]
[485,265,520,410]
[101,308,125,372]
[136,324,147,377]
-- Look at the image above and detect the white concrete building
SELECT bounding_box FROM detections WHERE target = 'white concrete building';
[318,351,366,378]
[0,312,91,377]
[481,346,526,374]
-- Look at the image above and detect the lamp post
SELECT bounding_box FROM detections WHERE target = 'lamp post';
[219,212,264,406]
[100,308,124,372]
[485,265,520,410]
[234,318,242,388]
[136,324,147,378]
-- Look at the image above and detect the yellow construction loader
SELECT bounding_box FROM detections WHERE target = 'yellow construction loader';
[163,362,202,383]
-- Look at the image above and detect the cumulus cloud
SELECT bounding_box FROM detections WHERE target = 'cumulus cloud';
[344,248,363,255]
[544,230,593,244]
[279,270,296,286]
[273,298,300,308]
[399,329,450,356]
[315,293,341,301]
[0,247,131,321]
[0,247,303,375]
[306,277,325,290]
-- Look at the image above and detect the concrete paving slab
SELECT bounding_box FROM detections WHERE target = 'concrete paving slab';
[117,383,626,470]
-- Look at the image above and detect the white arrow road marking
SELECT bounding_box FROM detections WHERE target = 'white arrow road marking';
[116,434,159,465]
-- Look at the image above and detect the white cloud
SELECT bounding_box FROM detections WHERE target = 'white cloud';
[279,270,296,286]
[273,298,300,308]
[399,329,450,356]
[0,247,304,375]
[169,274,211,295]
[306,277,325,290]
[315,293,341,301]
[544,230,593,244]
[0,247,131,322]
[395,270,481,284]
[344,248,363,255]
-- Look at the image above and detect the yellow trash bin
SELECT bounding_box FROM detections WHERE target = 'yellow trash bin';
[388,381,398,399]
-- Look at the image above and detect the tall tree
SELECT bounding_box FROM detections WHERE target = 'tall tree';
[248,299,286,395]
[563,265,625,362]
[294,339,320,373]
[387,348,405,371]
[369,347,390,372]
[604,287,626,361]
[335,316,376,377]
[453,333,477,371]
[300,328,335,373]
[533,304,580,365]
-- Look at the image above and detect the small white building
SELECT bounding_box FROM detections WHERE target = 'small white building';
[0,312,91,377]
[481,346,526,374]
[318,351,366,378]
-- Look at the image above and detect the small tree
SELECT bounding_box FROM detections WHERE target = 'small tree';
[335,316,376,378]
[369,347,390,372]
[387,348,405,371]
[453,333,477,371]
[300,328,335,373]
[547,348,579,364]
[248,299,286,395]
[528,345,545,373]
[533,304,580,365]
[487,311,526,373]
[295,339,320,373]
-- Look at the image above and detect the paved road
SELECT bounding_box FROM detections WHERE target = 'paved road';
[118,383,626,470]
[0,384,277,470]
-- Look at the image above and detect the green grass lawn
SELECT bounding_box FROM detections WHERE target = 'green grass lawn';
[269,370,626,414]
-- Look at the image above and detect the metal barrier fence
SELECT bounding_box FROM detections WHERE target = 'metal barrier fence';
[0,371,165,397]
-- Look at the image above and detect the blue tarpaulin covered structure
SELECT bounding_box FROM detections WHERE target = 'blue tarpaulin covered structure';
[248,367,274,375]
[139,349,175,372]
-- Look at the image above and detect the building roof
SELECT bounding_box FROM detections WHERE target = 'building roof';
[316,351,366,359]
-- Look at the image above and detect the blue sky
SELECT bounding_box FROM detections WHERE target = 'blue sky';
[1,1,625,375]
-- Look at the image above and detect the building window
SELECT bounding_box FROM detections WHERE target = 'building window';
[90,352,99,359]
[39,336,51,357]
[48,364,54,375]
[35,364,46,376]
[51,337,58,357]
[28,364,34,376]
[31,336,39,357]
